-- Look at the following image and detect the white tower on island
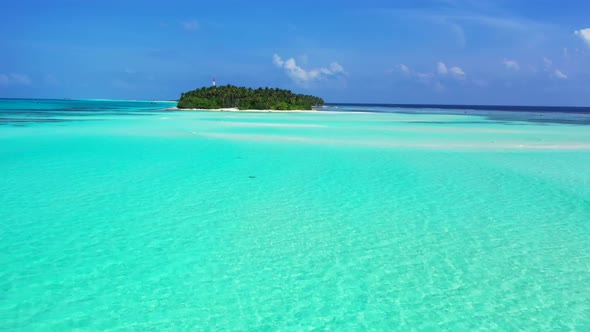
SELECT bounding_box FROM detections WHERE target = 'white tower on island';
[212,77,216,87]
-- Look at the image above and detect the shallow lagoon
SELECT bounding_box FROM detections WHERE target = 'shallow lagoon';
[1,100,589,330]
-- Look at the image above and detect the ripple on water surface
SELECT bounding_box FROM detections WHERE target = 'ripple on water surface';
[1,100,589,330]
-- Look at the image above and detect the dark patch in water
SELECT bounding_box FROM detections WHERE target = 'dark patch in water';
[248,176,256,179]
[0,117,69,123]
[325,104,590,126]
[404,121,493,125]
[327,103,590,114]
[503,117,588,125]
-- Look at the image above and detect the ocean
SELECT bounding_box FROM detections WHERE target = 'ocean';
[1,99,589,330]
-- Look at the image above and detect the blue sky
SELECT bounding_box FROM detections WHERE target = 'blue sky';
[1,0,589,105]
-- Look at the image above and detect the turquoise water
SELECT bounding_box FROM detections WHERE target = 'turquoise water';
[1,99,590,330]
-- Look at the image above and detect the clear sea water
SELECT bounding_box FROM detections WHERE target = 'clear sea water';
[1,99,589,330]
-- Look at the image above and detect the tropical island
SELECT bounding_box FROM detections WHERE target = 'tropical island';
[177,85,324,111]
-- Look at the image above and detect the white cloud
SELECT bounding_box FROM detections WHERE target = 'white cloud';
[574,28,590,46]
[554,69,568,79]
[437,62,465,78]
[390,64,432,82]
[436,62,465,79]
[182,19,199,31]
[543,57,552,69]
[437,62,448,75]
[502,59,520,70]
[393,62,464,84]
[541,57,553,74]
[0,73,32,86]
[449,66,465,78]
[329,62,345,74]
[273,54,346,85]
[272,54,284,67]
[12,74,31,85]
[390,62,471,93]
[397,64,410,74]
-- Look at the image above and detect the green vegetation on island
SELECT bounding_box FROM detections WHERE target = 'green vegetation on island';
[177,85,324,110]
